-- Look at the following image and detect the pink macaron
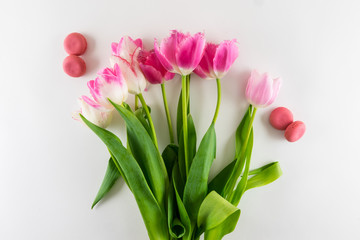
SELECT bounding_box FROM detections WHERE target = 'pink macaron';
[269,107,294,130]
[63,55,86,77]
[64,32,87,55]
[284,121,306,142]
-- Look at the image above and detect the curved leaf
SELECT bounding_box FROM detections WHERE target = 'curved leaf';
[173,163,192,240]
[80,115,168,240]
[183,124,216,223]
[110,101,168,208]
[246,162,282,190]
[208,160,235,195]
[198,191,240,240]
[162,144,178,179]
[91,157,121,209]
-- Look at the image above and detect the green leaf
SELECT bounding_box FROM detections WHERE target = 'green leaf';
[80,115,168,240]
[91,157,121,209]
[134,107,152,136]
[178,114,197,183]
[173,163,192,240]
[187,114,197,166]
[208,160,235,195]
[198,191,240,240]
[235,105,252,157]
[230,129,254,205]
[176,90,183,143]
[110,101,168,208]
[167,178,185,239]
[162,144,178,179]
[183,124,216,223]
[246,162,282,190]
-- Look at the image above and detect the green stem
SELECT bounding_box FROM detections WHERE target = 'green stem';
[224,107,257,199]
[135,95,139,110]
[137,93,158,149]
[182,75,189,177]
[186,74,190,109]
[161,83,174,143]
[212,78,221,124]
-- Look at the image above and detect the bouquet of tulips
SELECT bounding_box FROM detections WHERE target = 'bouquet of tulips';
[73,30,283,240]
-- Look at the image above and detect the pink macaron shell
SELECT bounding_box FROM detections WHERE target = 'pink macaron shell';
[269,107,294,130]
[284,121,306,142]
[64,32,87,55]
[63,55,86,77]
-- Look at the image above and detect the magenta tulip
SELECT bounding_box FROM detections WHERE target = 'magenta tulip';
[194,39,238,79]
[138,49,175,84]
[245,70,281,108]
[154,30,206,75]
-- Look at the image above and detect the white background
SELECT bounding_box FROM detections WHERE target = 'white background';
[1,0,359,239]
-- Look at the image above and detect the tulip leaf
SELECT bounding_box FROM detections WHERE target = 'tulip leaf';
[80,115,169,240]
[134,107,152,136]
[110,101,168,209]
[198,191,240,240]
[230,129,254,205]
[91,157,121,209]
[246,161,282,191]
[176,90,183,143]
[162,144,178,179]
[235,105,252,157]
[178,114,197,183]
[187,114,197,166]
[173,163,192,240]
[183,124,216,223]
[208,160,235,195]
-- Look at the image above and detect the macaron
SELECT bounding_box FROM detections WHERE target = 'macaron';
[284,121,306,142]
[64,32,87,55]
[63,55,86,77]
[269,107,294,130]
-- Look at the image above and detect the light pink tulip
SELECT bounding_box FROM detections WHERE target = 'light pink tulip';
[87,64,128,109]
[245,70,281,108]
[194,40,238,79]
[138,49,175,84]
[110,36,147,94]
[73,96,113,128]
[154,30,206,75]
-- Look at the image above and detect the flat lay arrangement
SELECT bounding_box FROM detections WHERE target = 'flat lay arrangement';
[71,30,304,240]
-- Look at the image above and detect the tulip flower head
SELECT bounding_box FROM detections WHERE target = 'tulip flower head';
[194,39,238,79]
[73,96,113,128]
[110,36,147,94]
[154,30,206,76]
[87,63,128,109]
[245,70,281,108]
[138,49,175,84]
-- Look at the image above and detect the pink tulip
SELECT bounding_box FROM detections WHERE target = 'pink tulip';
[245,70,281,108]
[87,64,128,109]
[194,39,238,79]
[154,30,206,75]
[138,49,175,84]
[73,96,113,128]
[110,36,147,94]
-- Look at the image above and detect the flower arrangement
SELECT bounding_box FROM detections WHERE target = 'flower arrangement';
[74,30,283,240]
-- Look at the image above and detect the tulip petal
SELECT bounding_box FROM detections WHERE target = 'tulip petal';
[154,38,175,73]
[194,43,218,79]
[213,39,238,79]
[176,32,205,75]
[266,77,281,105]
[140,63,163,84]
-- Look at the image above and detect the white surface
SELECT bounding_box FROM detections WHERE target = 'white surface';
[1,0,359,239]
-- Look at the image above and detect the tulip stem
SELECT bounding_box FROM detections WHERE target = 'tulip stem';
[135,95,139,110]
[224,107,257,200]
[186,74,190,109]
[212,78,222,124]
[138,93,158,149]
[182,75,189,177]
[161,83,174,143]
